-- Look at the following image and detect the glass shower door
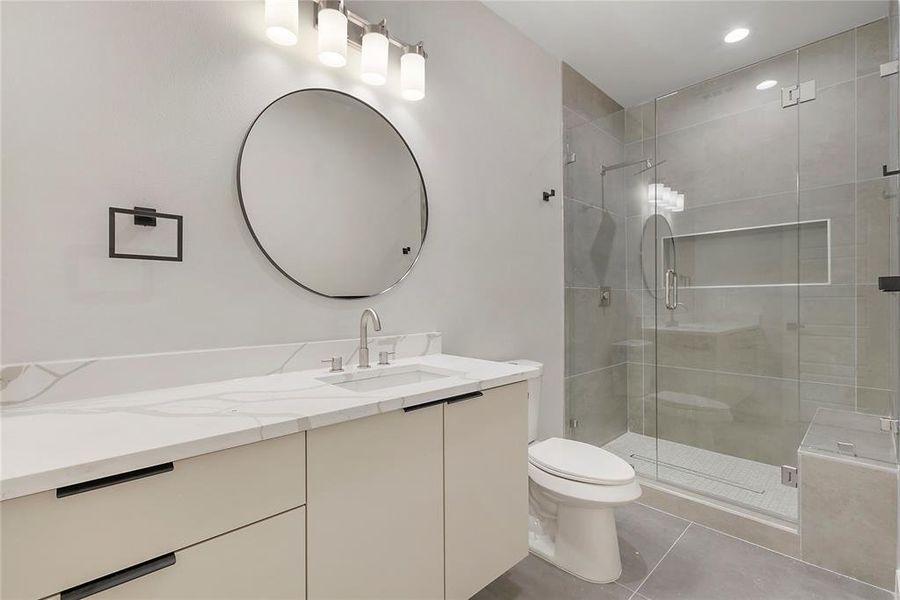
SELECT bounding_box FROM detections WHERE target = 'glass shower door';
[651,49,802,523]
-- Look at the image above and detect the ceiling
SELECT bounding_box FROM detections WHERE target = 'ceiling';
[484,1,889,107]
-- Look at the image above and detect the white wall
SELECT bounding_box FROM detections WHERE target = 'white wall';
[0,1,565,437]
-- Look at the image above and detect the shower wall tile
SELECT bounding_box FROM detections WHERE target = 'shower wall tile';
[799,29,856,89]
[565,287,626,376]
[624,141,655,217]
[857,72,894,183]
[680,287,800,379]
[563,105,588,130]
[654,365,800,466]
[667,191,797,237]
[562,62,623,132]
[799,284,855,386]
[800,183,856,285]
[799,381,856,422]
[656,100,797,208]
[626,361,656,436]
[857,174,897,285]
[564,199,625,289]
[857,283,895,391]
[625,101,655,144]
[856,17,891,77]
[564,120,625,213]
[656,51,797,135]
[799,451,898,589]
[625,214,647,291]
[566,364,627,446]
[857,386,895,416]
[798,80,856,190]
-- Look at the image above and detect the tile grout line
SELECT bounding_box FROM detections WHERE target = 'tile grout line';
[627,521,694,599]
[687,520,895,595]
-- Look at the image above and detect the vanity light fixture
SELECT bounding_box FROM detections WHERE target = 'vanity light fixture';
[361,20,390,86]
[756,79,778,90]
[317,0,348,67]
[265,0,299,46]
[308,1,428,101]
[724,27,750,44]
[401,43,427,101]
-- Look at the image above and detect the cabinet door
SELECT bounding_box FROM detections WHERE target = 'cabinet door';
[63,507,305,600]
[307,405,444,600]
[445,382,529,600]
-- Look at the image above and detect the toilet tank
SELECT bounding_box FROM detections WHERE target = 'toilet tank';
[507,360,543,443]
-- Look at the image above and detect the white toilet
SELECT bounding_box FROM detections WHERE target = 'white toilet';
[517,363,641,584]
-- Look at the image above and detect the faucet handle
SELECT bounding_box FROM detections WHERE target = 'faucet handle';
[378,351,395,365]
[321,356,343,372]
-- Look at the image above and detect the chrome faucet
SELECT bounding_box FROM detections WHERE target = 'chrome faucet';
[358,308,382,368]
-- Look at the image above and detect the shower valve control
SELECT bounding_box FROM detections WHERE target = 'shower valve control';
[598,287,611,307]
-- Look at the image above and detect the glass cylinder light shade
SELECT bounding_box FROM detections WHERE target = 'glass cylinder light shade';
[318,3,348,68]
[265,0,298,46]
[401,44,426,101]
[361,26,389,86]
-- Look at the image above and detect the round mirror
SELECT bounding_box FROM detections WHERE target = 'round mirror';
[238,89,427,298]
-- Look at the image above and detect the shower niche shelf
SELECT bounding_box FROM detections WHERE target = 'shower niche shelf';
[662,219,830,289]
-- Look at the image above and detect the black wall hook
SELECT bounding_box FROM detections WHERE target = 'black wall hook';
[543,189,556,202]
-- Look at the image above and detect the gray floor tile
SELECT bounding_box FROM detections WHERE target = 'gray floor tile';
[617,503,690,590]
[637,524,891,600]
[472,554,634,600]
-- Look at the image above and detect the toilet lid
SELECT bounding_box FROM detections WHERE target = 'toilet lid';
[528,438,635,485]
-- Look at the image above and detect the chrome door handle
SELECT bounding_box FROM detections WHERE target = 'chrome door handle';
[664,269,678,310]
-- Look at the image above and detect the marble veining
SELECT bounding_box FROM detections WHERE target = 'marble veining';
[0,353,540,501]
[0,332,442,408]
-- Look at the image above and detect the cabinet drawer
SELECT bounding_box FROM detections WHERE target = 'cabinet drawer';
[56,507,305,600]
[1,432,305,600]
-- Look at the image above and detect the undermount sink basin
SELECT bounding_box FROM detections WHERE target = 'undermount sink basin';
[318,364,458,393]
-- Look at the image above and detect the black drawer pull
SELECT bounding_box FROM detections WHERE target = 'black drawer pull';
[403,398,447,413]
[60,553,176,600]
[56,462,174,498]
[445,391,484,405]
[879,276,900,292]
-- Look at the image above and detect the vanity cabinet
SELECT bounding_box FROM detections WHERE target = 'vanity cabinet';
[0,432,306,600]
[445,382,529,600]
[307,381,529,600]
[307,403,445,600]
[2,380,530,600]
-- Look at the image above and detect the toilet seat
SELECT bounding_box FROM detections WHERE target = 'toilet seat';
[528,438,635,485]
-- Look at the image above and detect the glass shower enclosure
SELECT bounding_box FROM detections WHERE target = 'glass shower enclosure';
[564,16,899,525]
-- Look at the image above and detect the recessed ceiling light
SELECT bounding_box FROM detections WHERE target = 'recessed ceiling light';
[724,27,750,43]
[756,79,777,90]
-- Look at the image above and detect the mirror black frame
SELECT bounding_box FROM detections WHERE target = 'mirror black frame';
[236,88,428,299]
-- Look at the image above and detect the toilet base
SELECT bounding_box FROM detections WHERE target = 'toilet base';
[528,500,624,584]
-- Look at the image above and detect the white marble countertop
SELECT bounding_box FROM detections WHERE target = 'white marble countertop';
[0,354,540,501]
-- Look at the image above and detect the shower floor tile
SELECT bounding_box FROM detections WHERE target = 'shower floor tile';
[604,432,798,522]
